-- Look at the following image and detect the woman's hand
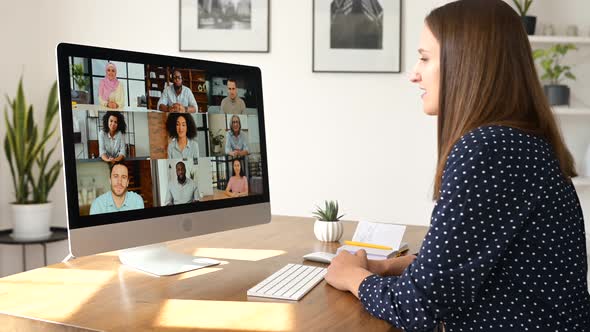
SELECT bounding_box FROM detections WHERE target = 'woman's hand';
[325,250,372,298]
[367,254,417,276]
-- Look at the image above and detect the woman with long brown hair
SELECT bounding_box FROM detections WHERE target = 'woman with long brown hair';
[324,1,590,331]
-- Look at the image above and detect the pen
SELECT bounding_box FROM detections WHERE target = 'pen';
[344,240,393,250]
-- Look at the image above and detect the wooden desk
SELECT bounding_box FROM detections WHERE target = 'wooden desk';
[0,216,428,332]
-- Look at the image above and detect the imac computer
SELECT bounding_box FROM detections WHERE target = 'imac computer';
[56,43,270,276]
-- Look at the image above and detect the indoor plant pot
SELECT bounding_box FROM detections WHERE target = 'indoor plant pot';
[11,203,53,241]
[543,85,570,106]
[71,63,90,104]
[512,1,536,35]
[533,43,577,107]
[312,200,344,242]
[4,79,62,241]
[521,15,537,35]
[314,220,344,242]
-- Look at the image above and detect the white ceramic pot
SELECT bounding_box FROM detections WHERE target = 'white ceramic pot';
[11,203,53,241]
[313,220,343,242]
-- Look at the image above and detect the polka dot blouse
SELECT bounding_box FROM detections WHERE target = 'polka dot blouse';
[359,126,590,331]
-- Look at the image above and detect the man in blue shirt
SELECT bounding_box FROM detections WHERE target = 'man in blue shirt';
[90,163,144,215]
[164,161,200,205]
[157,70,198,113]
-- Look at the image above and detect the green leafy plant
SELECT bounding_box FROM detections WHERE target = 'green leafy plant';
[71,63,89,91]
[533,43,577,85]
[512,0,534,16]
[3,78,62,204]
[313,200,344,222]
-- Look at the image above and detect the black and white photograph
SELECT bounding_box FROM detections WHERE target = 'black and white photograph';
[313,0,401,72]
[198,0,252,30]
[180,0,269,52]
[330,0,383,49]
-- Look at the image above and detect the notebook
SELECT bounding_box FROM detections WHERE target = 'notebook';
[337,221,408,260]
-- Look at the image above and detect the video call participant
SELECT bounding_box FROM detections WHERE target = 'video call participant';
[99,111,126,163]
[157,70,197,113]
[167,113,200,162]
[98,62,125,109]
[89,163,144,214]
[224,159,248,197]
[220,79,246,114]
[164,161,200,205]
[225,115,249,157]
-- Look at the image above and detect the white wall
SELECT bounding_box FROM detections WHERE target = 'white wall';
[1,0,589,276]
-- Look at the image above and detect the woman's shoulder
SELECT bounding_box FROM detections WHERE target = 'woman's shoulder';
[457,125,547,151]
[447,125,552,168]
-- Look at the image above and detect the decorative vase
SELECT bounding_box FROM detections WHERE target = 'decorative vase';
[11,203,53,241]
[521,15,537,35]
[314,220,343,242]
[544,85,570,106]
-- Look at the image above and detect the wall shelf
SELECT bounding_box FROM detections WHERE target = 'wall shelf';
[529,35,590,44]
[553,107,590,116]
[573,177,590,187]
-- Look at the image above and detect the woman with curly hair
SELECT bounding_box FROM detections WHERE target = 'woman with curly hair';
[166,113,199,162]
[98,111,127,163]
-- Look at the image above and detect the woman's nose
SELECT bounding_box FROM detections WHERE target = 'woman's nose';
[409,71,421,83]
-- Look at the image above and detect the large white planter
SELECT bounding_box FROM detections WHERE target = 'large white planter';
[11,203,53,241]
[314,220,343,242]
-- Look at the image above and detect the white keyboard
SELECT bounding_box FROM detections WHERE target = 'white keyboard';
[247,263,327,301]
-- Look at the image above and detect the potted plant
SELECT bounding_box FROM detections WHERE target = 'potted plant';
[533,43,577,106]
[209,129,225,155]
[71,63,90,104]
[4,79,62,241]
[312,200,344,242]
[512,0,536,35]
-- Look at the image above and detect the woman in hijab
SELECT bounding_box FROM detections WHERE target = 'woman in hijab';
[98,62,125,109]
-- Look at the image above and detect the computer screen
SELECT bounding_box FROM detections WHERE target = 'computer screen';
[56,43,270,267]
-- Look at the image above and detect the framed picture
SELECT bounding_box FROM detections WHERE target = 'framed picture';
[180,0,270,52]
[313,0,402,73]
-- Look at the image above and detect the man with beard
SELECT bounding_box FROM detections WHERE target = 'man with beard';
[90,163,144,214]
[164,161,200,205]
[157,70,198,113]
[220,79,246,114]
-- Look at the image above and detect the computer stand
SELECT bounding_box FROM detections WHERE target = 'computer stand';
[118,243,220,276]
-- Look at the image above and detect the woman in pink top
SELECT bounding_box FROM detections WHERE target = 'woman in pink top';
[225,159,248,197]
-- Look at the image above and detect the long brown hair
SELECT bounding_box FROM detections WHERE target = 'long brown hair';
[426,0,576,200]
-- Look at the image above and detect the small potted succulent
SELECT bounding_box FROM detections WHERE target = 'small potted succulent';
[312,200,344,242]
[533,43,577,106]
[512,0,536,35]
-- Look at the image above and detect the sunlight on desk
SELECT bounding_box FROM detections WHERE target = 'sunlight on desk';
[191,248,287,261]
[176,267,225,281]
[0,269,115,321]
[155,299,294,331]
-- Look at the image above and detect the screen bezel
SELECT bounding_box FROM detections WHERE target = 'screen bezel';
[56,43,270,230]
